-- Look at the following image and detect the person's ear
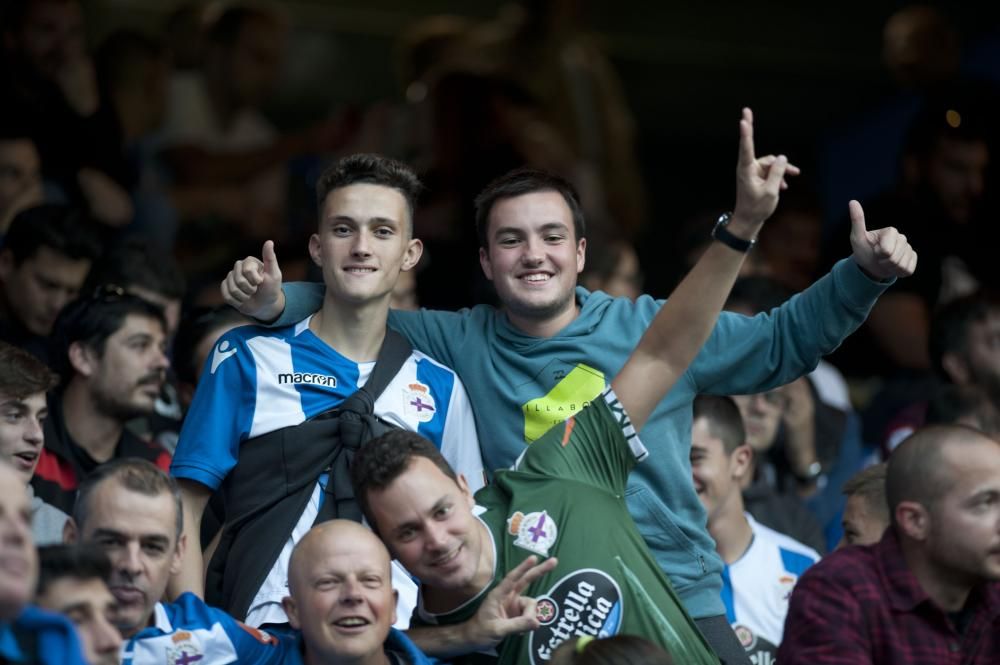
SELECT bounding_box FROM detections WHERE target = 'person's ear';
[391,589,398,626]
[479,246,494,281]
[308,233,322,267]
[282,596,301,629]
[68,342,98,378]
[456,473,475,508]
[731,444,754,481]
[63,517,78,544]
[575,236,586,275]
[401,238,423,272]
[895,501,929,541]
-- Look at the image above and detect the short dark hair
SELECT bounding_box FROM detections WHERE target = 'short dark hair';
[693,394,746,455]
[929,291,1000,381]
[351,429,459,533]
[172,305,246,385]
[841,463,889,526]
[474,168,586,249]
[315,154,423,235]
[1,205,101,266]
[36,544,112,597]
[85,238,185,301]
[885,424,997,524]
[52,289,166,379]
[0,340,58,398]
[74,458,183,541]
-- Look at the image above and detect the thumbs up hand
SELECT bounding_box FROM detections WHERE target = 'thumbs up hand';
[848,200,918,281]
[221,240,286,322]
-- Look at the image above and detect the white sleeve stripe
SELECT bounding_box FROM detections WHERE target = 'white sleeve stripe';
[600,387,648,462]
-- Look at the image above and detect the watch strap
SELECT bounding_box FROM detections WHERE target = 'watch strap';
[712,212,755,253]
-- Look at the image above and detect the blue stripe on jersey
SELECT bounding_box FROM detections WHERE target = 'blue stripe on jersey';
[414,358,453,443]
[720,566,736,623]
[779,547,816,578]
[289,331,363,417]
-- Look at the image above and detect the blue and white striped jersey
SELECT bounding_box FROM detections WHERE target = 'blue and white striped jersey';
[721,513,820,661]
[121,595,287,665]
[171,316,485,628]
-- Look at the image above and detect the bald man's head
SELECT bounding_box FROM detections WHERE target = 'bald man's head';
[887,424,1000,591]
[284,520,398,664]
[288,520,391,593]
[887,425,996,522]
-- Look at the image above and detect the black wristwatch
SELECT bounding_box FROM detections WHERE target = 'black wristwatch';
[711,212,756,253]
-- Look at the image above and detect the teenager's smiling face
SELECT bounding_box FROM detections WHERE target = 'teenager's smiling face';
[310,183,422,307]
[0,392,46,483]
[479,190,585,329]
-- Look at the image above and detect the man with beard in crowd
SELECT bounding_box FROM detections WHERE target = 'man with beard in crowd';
[32,292,171,514]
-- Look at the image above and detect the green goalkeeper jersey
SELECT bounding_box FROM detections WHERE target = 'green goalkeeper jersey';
[414,389,719,665]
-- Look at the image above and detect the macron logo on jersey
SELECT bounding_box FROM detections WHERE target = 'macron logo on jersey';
[278,372,338,387]
[211,340,238,374]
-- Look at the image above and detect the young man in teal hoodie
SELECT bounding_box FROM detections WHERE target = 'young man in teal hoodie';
[221,109,917,662]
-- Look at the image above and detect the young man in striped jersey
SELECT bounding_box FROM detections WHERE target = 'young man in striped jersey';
[169,154,485,630]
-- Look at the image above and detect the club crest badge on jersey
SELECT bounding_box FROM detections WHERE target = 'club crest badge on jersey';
[508,510,558,557]
[776,574,798,603]
[403,382,437,422]
[166,631,203,665]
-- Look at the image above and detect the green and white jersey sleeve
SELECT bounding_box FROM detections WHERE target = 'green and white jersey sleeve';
[510,388,647,497]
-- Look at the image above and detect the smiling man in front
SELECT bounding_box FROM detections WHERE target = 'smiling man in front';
[281,519,434,665]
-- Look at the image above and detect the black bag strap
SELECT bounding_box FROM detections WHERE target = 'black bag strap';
[343,327,411,413]
[315,327,411,523]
